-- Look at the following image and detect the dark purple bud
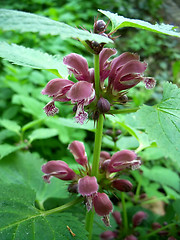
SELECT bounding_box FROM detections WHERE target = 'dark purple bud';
[124,235,138,240]
[152,222,162,230]
[97,97,110,113]
[112,211,122,225]
[94,20,106,33]
[132,211,148,227]
[112,179,133,192]
[115,130,122,136]
[140,193,147,199]
[100,230,118,240]
[105,129,113,136]
[119,95,128,104]
[68,183,78,193]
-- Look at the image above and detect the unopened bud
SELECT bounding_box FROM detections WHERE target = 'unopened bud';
[112,179,133,192]
[115,130,122,136]
[112,211,122,225]
[105,129,113,136]
[132,211,148,227]
[100,230,118,240]
[119,95,128,104]
[94,20,106,33]
[97,97,110,113]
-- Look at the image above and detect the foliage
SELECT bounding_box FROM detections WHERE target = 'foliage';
[0,1,180,240]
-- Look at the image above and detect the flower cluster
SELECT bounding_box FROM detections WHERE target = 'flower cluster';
[42,140,141,226]
[41,47,155,124]
[101,210,148,240]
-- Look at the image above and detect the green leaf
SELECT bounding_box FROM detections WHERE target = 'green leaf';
[0,184,87,240]
[142,165,180,192]
[99,9,180,38]
[28,128,58,143]
[0,118,21,135]
[0,143,27,159]
[0,42,67,78]
[0,151,69,204]
[137,82,180,164]
[0,9,112,43]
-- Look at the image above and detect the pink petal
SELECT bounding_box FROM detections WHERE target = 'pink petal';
[99,48,117,71]
[41,79,74,97]
[78,176,99,196]
[66,81,95,103]
[68,141,88,166]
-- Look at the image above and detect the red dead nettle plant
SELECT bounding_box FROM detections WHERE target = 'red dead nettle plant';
[41,19,154,240]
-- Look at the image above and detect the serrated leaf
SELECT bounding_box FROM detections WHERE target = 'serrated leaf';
[142,165,180,192]
[99,9,180,38]
[0,118,21,135]
[0,9,112,43]
[28,128,58,143]
[137,82,180,164]
[0,184,87,240]
[0,151,69,204]
[0,42,67,78]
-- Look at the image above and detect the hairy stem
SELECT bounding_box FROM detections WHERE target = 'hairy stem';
[121,192,128,235]
[85,53,104,240]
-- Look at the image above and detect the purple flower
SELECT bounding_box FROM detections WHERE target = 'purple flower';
[78,176,99,211]
[68,140,88,167]
[107,150,141,173]
[93,192,113,226]
[42,160,77,183]
[42,78,95,124]
[132,211,148,227]
[63,53,93,83]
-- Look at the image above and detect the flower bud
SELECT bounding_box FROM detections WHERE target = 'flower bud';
[116,130,122,136]
[112,179,133,192]
[124,235,138,240]
[112,211,122,225]
[100,230,118,240]
[132,211,147,227]
[97,97,110,113]
[42,160,76,183]
[78,176,98,196]
[93,192,113,219]
[94,20,106,33]
[68,141,88,167]
[119,95,128,104]
[105,129,113,136]
[68,183,78,193]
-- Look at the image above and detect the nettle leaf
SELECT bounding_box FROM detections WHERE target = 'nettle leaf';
[137,82,180,165]
[0,151,69,205]
[28,128,59,143]
[99,9,180,38]
[0,184,87,240]
[0,42,67,78]
[0,9,112,43]
[142,166,180,192]
[0,118,21,135]
[0,143,27,159]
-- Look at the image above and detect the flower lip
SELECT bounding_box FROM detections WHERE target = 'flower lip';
[78,176,99,196]
[66,81,95,103]
[41,78,74,97]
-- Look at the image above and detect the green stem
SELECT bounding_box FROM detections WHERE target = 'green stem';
[43,197,83,216]
[140,222,176,239]
[121,192,128,235]
[85,53,104,240]
[108,107,139,115]
[94,54,100,99]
